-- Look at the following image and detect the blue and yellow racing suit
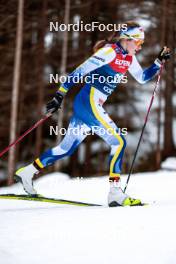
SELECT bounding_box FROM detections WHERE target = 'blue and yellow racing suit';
[35,42,161,180]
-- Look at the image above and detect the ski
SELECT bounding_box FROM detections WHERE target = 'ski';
[0,194,148,207]
[0,194,102,207]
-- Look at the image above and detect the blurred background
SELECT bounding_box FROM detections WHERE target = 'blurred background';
[0,0,175,186]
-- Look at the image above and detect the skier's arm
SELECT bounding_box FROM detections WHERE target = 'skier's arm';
[57,46,116,95]
[45,46,116,113]
[128,47,170,84]
[128,55,162,84]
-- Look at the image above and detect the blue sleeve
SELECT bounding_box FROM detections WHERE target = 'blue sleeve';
[128,56,162,84]
[57,46,116,95]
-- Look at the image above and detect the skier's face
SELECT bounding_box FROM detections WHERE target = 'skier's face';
[126,39,144,55]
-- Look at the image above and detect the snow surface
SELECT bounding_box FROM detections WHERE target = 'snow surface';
[161,157,176,170]
[0,170,176,264]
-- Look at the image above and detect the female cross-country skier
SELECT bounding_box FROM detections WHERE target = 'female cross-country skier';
[15,21,170,206]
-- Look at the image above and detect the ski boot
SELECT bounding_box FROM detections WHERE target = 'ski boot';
[14,164,39,196]
[108,186,142,207]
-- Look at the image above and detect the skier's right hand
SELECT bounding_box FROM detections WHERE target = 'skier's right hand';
[157,46,171,62]
[46,92,64,114]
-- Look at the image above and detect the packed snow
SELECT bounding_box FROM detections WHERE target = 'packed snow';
[161,157,176,170]
[0,169,176,264]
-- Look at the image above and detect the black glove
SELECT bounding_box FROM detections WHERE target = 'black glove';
[158,47,171,62]
[46,93,64,114]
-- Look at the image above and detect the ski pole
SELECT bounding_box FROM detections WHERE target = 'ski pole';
[124,62,164,192]
[0,112,52,158]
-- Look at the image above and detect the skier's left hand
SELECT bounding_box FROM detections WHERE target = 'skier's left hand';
[157,46,171,62]
[46,92,63,114]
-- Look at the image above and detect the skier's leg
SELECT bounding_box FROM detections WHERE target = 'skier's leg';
[15,115,91,195]
[91,108,127,182]
[93,114,141,206]
[89,87,141,206]
[34,115,91,168]
[88,87,126,179]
